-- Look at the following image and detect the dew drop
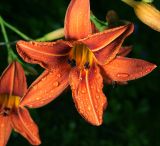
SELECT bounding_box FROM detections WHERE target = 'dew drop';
[33,85,38,90]
[78,106,82,112]
[97,88,100,93]
[36,97,40,100]
[88,106,91,111]
[57,74,61,78]
[96,95,100,99]
[145,68,153,73]
[81,90,86,94]
[49,71,53,75]
[53,81,59,87]
[91,86,94,89]
[31,41,35,45]
[42,77,46,81]
[29,105,33,108]
[117,73,129,78]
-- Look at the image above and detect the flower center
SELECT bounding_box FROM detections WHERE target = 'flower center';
[0,94,20,116]
[68,43,93,69]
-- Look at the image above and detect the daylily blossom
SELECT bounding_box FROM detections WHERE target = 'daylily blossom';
[16,0,156,126]
[0,62,41,146]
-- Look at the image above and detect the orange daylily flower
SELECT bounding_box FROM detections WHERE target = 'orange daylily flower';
[0,62,41,146]
[16,0,156,126]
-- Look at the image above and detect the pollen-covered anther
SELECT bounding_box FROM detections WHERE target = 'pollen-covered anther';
[3,107,11,116]
[84,62,90,69]
[67,59,76,67]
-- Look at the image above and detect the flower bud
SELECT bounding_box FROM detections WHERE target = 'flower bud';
[122,0,160,32]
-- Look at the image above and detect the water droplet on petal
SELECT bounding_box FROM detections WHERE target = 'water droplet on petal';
[33,85,38,90]
[91,86,94,89]
[81,90,86,94]
[53,81,59,87]
[40,101,44,105]
[49,71,53,75]
[88,106,91,111]
[117,73,129,78]
[29,105,33,107]
[57,74,61,77]
[36,97,40,100]
[42,77,46,81]
[97,88,100,93]
[96,95,100,99]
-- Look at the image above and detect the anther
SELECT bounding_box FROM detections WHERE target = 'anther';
[3,107,11,116]
[67,59,76,67]
[84,62,90,69]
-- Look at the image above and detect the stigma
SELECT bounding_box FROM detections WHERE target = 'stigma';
[0,94,20,116]
[68,43,93,70]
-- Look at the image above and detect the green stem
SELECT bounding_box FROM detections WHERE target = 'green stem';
[36,28,64,41]
[0,16,18,63]
[0,16,10,51]
[90,13,108,32]
[1,16,65,42]
[2,17,32,40]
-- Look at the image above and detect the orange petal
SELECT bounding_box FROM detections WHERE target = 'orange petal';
[69,65,107,126]
[11,107,41,145]
[101,56,157,82]
[118,46,132,57]
[80,24,134,64]
[64,0,91,40]
[0,62,27,96]
[0,116,12,146]
[20,62,70,108]
[16,40,71,69]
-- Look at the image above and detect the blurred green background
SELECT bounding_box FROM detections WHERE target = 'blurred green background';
[0,0,160,146]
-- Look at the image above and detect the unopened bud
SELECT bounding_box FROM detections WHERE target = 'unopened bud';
[36,28,64,41]
[122,0,160,32]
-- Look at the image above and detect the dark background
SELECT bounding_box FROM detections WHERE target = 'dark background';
[0,0,160,146]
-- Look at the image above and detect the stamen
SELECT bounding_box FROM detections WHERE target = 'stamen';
[3,107,11,116]
[84,62,90,69]
[67,59,76,67]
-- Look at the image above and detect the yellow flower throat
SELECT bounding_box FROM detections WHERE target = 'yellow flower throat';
[68,44,93,69]
[0,94,20,116]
